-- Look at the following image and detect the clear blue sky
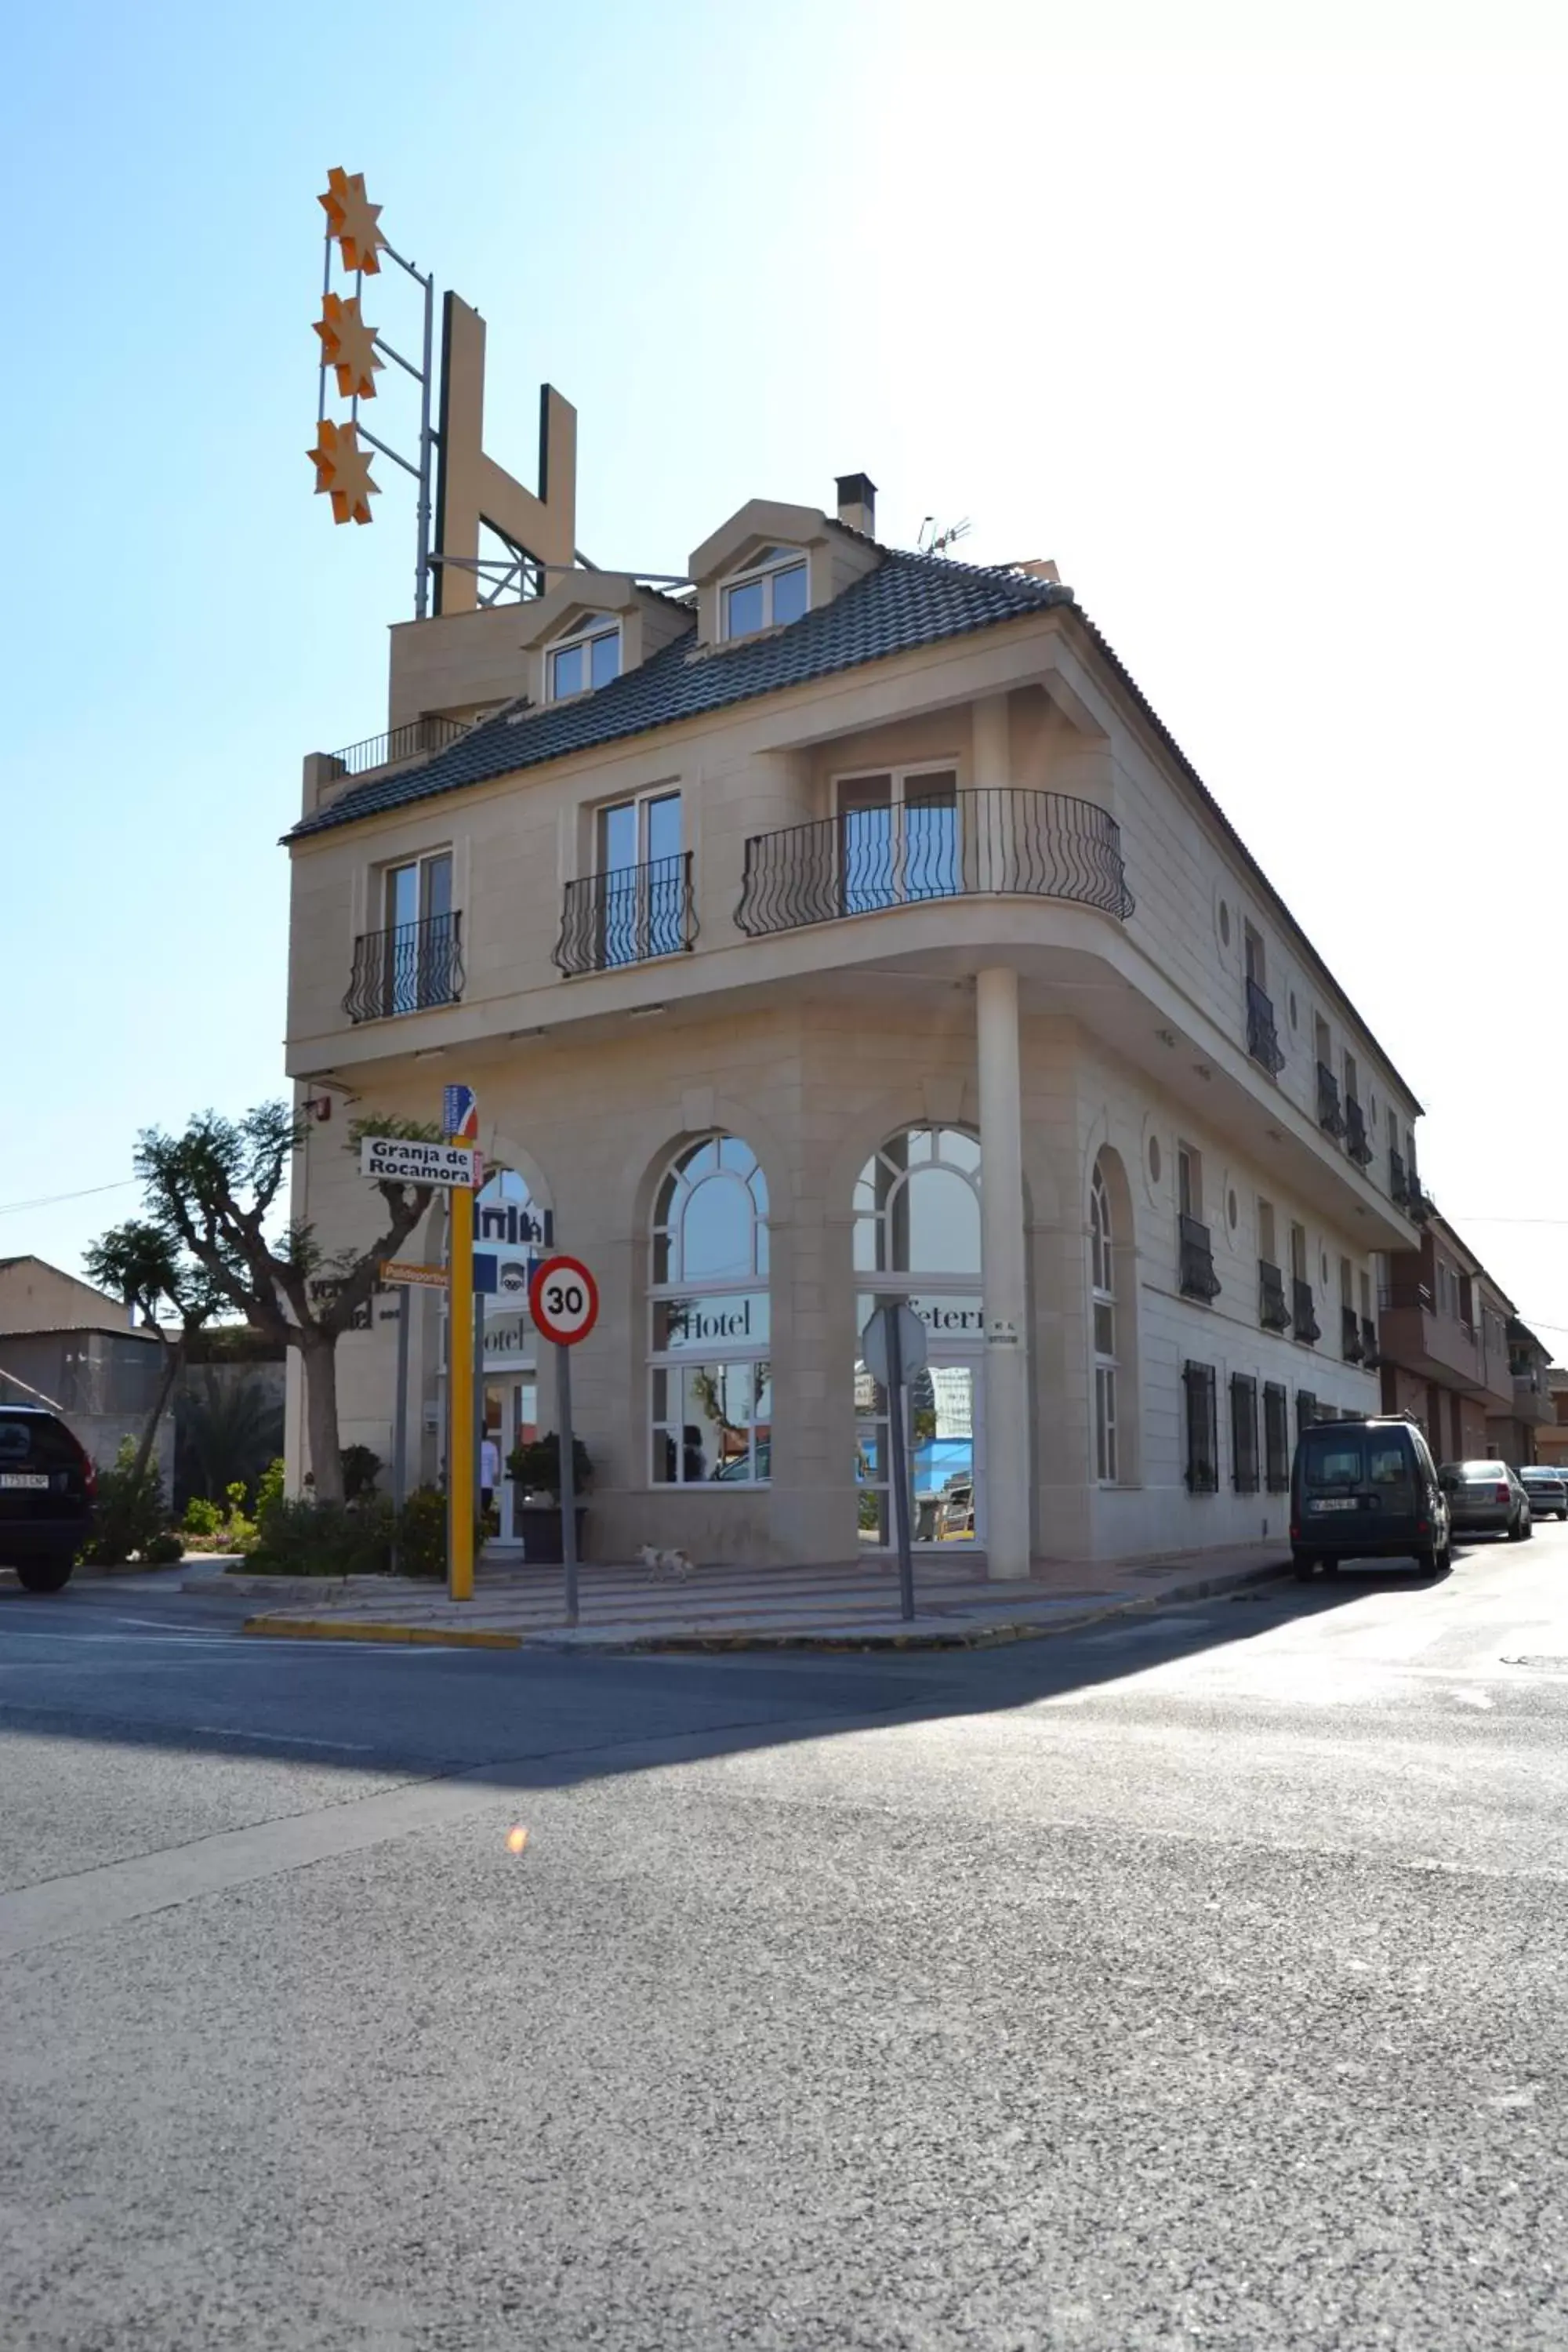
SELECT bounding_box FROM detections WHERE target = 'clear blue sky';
[5,2,1568,1338]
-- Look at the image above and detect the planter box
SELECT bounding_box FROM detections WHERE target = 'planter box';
[516,1504,588,1564]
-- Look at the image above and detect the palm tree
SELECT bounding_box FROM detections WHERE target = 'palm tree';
[83,1222,222,1493]
[176,1369,285,1505]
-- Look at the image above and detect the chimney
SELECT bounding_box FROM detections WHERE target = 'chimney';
[836,472,877,539]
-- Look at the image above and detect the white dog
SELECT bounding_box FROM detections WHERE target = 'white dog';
[638,1544,694,1583]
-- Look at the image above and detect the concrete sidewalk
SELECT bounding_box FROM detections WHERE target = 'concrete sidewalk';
[223,1540,1294,1652]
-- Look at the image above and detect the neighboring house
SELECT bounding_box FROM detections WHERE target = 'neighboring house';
[1375,1217,1516,1465]
[0,1256,169,1486]
[1539,1367,1568,1473]
[281,456,1427,1573]
[1489,1319,1553,1469]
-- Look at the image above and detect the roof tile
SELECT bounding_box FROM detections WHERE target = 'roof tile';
[289,553,1070,840]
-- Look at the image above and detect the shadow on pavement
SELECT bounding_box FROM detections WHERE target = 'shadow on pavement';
[0,1544,1496,1795]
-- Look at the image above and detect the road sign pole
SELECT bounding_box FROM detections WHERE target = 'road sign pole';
[557,1341,579,1629]
[473,1286,486,1546]
[448,1175,476,1603]
[528,1256,598,1632]
[390,1283,410,1577]
[884,1305,916,1622]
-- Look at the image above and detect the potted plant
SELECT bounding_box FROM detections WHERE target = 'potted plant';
[506,1432,592,1563]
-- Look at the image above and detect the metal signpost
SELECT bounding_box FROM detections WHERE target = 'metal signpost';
[359,1123,481,1601]
[376,1258,448,1579]
[861,1301,929,1623]
[528,1255,601,1630]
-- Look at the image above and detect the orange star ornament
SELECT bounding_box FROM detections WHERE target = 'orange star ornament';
[307,419,379,524]
[314,292,383,400]
[318,168,387,274]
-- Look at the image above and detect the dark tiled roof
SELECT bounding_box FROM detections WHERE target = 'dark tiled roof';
[289,552,1072,840]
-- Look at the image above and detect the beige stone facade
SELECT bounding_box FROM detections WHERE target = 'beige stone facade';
[283,485,1425,1567]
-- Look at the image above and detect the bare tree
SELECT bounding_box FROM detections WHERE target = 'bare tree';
[131,1103,437,1505]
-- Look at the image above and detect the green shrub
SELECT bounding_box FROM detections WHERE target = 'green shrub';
[144,1531,185,1565]
[183,1496,222,1537]
[82,1439,168,1566]
[507,1432,593,1497]
[246,1495,394,1579]
[255,1457,286,1530]
[393,1484,452,1579]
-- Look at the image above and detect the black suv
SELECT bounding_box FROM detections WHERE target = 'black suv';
[0,1406,97,1591]
[1290,1411,1451,1580]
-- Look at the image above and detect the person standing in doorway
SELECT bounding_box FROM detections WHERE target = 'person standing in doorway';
[481,1434,500,1518]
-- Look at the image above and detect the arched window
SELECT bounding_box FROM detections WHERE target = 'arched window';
[854,1127,982,1277]
[650,1134,771,1485]
[1091,1159,1118,1483]
[854,1128,985,1548]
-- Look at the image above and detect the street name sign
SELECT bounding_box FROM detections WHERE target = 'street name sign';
[360,1136,478,1187]
[379,1258,448,1289]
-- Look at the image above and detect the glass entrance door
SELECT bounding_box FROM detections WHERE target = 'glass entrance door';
[493,1377,537,1544]
[855,1348,984,1550]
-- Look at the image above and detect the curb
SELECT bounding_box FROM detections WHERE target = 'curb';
[240,1556,1291,1655]
[242,1616,521,1650]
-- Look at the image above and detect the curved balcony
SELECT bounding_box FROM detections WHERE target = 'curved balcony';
[343,912,463,1025]
[735,788,1134,938]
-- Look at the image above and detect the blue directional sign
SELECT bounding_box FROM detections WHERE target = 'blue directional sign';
[442,1082,478,1142]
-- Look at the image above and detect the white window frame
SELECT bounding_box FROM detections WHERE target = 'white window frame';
[832,761,964,909]
[720,545,809,641]
[548,612,621,701]
[1177,1143,1203,1224]
[375,847,456,1018]
[596,787,682,871]
[648,1134,771,1488]
[382,847,452,933]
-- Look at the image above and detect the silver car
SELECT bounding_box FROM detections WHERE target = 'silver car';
[1439,1459,1532,1541]
[1519,1466,1568,1523]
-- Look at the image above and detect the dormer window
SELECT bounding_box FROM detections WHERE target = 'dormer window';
[549,613,621,700]
[721,546,808,640]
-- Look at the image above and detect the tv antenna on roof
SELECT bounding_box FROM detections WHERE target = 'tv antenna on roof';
[918,514,971,557]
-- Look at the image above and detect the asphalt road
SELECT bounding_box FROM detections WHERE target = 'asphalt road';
[3,1531,1567,2350]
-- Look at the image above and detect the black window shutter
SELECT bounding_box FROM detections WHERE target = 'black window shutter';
[1230,1374,1259,1493]
[1184,1362,1219,1493]
[1264,1382,1290,1491]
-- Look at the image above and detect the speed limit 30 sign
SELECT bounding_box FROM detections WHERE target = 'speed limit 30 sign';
[528,1255,600,1347]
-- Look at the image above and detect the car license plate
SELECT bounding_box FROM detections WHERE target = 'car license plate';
[0,1473,49,1490]
[1310,1498,1357,1512]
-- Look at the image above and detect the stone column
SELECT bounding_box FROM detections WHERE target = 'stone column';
[978,964,1031,1578]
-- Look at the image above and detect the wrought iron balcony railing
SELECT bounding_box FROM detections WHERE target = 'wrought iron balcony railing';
[1341,1305,1364,1363]
[1246,978,1285,1076]
[1360,1314,1379,1370]
[1292,1278,1321,1345]
[1389,1146,1409,1207]
[1316,1062,1345,1139]
[329,713,470,779]
[1178,1214,1221,1301]
[555,851,696,976]
[735,788,1134,937]
[343,912,464,1024]
[1345,1096,1373,1166]
[1408,1175,1435,1225]
[1259,1261,1292,1332]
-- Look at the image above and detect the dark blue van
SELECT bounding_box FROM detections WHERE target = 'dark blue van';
[1290,1412,1450,1581]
